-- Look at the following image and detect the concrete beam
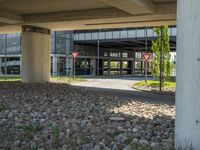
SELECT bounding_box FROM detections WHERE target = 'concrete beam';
[23,3,176,24]
[100,0,156,15]
[0,10,23,24]
[23,8,130,23]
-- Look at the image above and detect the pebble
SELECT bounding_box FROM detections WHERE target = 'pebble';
[0,82,175,149]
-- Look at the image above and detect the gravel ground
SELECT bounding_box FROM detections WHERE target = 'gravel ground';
[0,82,175,150]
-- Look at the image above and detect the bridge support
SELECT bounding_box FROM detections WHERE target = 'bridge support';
[21,26,51,83]
[176,0,200,149]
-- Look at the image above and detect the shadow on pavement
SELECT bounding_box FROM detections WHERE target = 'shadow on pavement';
[73,85,175,106]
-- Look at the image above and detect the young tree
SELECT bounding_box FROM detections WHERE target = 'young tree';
[151,25,173,89]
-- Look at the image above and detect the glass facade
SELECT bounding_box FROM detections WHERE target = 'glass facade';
[0,27,176,77]
[74,27,177,41]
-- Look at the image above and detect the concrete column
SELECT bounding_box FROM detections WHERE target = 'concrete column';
[176,0,200,149]
[52,55,58,76]
[21,26,51,83]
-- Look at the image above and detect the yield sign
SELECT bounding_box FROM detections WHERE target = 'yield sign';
[142,53,152,62]
[72,52,78,59]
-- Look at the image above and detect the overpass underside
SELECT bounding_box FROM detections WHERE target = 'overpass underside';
[1,0,200,149]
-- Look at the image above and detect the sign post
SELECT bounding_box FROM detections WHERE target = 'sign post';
[71,52,78,78]
[142,52,151,81]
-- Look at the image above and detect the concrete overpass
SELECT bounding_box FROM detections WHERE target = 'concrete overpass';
[0,0,200,149]
[0,0,176,32]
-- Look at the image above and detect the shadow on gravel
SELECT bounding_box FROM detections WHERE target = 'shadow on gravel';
[0,82,175,149]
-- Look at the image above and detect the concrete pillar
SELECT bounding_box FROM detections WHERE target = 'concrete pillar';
[52,55,58,76]
[176,0,200,149]
[21,25,51,83]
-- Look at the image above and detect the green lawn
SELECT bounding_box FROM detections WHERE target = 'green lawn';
[0,76,84,83]
[0,76,21,82]
[134,80,176,88]
[51,77,85,83]
[133,80,176,92]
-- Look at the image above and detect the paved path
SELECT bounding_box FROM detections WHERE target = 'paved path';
[72,77,175,105]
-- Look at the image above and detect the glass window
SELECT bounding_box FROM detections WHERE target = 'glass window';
[128,30,135,38]
[85,33,92,40]
[99,32,105,40]
[104,52,108,57]
[92,32,98,40]
[147,29,154,37]
[113,31,120,39]
[74,34,79,40]
[110,61,120,69]
[137,29,145,37]
[120,30,128,38]
[122,61,128,68]
[135,52,141,59]
[135,61,142,69]
[78,33,85,40]
[104,61,108,68]
[172,28,177,36]
[122,52,128,58]
[105,32,112,39]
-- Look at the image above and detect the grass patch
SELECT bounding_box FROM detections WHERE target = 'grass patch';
[0,76,85,83]
[16,125,43,139]
[0,76,21,82]
[133,80,176,93]
[51,77,85,84]
[134,80,176,89]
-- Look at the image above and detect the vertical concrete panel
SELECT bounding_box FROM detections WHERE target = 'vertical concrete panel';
[22,30,51,83]
[176,0,200,149]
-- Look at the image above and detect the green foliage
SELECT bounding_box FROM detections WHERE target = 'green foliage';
[51,124,60,148]
[17,125,43,139]
[151,25,174,85]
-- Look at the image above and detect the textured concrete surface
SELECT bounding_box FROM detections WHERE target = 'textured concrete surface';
[22,30,51,83]
[175,0,200,149]
[0,0,176,32]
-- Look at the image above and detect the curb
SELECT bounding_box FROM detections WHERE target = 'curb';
[132,86,175,96]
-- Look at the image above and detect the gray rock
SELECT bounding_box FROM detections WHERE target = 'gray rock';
[151,142,160,150]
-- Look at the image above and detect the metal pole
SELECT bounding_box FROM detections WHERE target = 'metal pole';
[97,40,100,76]
[73,58,75,78]
[5,34,7,80]
[145,27,148,82]
[160,26,163,92]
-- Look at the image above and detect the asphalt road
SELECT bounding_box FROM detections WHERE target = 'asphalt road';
[72,77,175,105]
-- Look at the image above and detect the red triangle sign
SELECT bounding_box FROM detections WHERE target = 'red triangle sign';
[142,53,151,62]
[72,52,78,59]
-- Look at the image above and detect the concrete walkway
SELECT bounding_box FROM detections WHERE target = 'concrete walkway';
[72,77,175,105]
